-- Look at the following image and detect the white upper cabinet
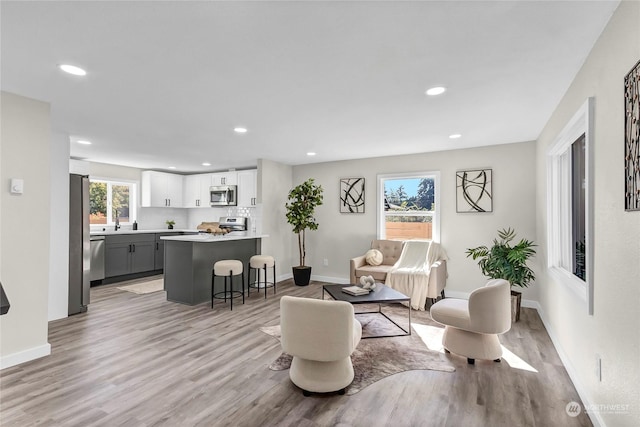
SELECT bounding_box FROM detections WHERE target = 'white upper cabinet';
[237,169,257,207]
[183,174,213,208]
[211,171,237,186]
[141,171,184,207]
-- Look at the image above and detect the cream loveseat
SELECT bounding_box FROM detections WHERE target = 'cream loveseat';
[350,239,404,284]
[350,239,448,309]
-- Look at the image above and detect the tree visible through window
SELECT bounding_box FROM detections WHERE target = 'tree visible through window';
[89,180,135,225]
[378,172,439,241]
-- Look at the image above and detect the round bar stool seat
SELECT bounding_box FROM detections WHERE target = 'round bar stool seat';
[212,259,245,310]
[248,255,276,299]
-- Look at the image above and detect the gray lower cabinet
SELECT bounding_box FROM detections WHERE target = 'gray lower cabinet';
[154,233,174,270]
[105,234,156,277]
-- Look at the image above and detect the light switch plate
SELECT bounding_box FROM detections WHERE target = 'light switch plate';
[10,178,24,194]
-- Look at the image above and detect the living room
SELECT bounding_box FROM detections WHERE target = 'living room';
[1,1,639,426]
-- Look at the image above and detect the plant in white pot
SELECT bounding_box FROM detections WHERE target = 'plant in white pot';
[285,178,324,286]
[466,228,536,322]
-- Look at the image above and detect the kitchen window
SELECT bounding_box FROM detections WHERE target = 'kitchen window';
[89,179,136,225]
[377,171,440,241]
[547,98,593,314]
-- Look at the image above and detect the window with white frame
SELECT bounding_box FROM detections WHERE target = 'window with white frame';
[89,179,137,225]
[547,98,593,314]
[377,172,440,241]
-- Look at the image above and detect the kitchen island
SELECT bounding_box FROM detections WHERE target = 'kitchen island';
[161,232,266,305]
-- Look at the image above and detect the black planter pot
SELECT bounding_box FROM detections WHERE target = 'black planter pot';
[292,266,312,286]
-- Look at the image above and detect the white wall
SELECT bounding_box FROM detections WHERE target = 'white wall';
[0,92,52,368]
[290,141,538,300]
[258,159,293,280]
[48,132,70,321]
[535,2,640,426]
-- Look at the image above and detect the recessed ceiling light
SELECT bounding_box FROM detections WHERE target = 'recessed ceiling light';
[77,140,92,145]
[202,162,211,166]
[234,127,248,133]
[425,86,446,96]
[59,64,87,76]
[449,134,462,139]
[307,152,316,156]
[168,166,176,170]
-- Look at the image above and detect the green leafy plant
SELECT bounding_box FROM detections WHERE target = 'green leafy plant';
[466,228,536,288]
[285,178,324,267]
[165,220,175,229]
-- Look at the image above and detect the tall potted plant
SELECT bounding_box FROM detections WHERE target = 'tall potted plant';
[285,178,324,286]
[466,228,536,322]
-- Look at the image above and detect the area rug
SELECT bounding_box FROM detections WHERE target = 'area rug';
[117,279,164,295]
[260,305,455,395]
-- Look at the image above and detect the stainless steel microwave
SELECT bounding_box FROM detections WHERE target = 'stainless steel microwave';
[210,185,237,206]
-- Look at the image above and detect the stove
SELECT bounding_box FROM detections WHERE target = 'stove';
[218,216,248,232]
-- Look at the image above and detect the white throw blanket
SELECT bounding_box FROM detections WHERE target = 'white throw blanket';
[386,241,448,310]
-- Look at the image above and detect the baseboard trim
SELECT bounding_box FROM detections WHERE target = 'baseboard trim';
[1,343,51,370]
[536,305,604,427]
[310,275,349,284]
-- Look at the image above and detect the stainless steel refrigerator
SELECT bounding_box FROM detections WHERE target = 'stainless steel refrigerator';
[69,174,90,315]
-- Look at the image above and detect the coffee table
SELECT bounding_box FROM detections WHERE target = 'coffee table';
[322,283,411,339]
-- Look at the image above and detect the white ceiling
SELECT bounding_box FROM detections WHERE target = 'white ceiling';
[1,1,619,173]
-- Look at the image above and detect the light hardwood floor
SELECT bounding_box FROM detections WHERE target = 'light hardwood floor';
[0,277,591,427]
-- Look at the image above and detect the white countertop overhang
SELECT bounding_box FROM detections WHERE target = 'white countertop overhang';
[160,232,267,242]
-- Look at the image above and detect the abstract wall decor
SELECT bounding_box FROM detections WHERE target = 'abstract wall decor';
[340,178,365,213]
[624,59,640,211]
[456,169,493,213]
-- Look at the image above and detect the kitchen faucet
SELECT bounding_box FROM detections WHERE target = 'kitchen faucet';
[114,209,120,231]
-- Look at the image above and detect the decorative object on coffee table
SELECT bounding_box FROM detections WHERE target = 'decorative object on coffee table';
[466,228,536,322]
[456,169,492,213]
[624,59,640,211]
[340,177,365,213]
[285,178,323,286]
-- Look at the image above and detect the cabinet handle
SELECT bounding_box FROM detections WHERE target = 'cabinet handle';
[128,244,132,252]
[132,244,136,252]
[168,199,171,207]
[156,242,159,250]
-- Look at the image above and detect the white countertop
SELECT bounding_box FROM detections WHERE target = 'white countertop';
[160,232,267,242]
[90,229,196,236]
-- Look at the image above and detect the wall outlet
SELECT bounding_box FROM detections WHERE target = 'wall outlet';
[323,258,329,266]
[595,354,602,382]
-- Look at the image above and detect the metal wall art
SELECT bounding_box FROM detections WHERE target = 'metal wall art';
[340,177,365,213]
[456,169,493,213]
[624,59,640,211]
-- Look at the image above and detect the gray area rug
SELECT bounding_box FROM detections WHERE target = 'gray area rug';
[260,304,455,395]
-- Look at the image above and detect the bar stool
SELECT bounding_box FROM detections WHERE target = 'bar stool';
[248,255,276,299]
[212,260,244,310]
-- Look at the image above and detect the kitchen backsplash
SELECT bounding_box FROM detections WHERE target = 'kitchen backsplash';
[187,205,262,233]
[91,205,262,233]
[137,207,189,230]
